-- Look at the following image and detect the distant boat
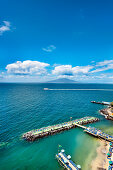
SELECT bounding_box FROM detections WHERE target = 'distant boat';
[44,88,49,90]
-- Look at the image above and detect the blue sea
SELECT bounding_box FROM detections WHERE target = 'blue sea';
[0,83,113,170]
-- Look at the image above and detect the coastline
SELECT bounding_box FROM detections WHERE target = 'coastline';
[91,140,109,170]
[100,107,113,121]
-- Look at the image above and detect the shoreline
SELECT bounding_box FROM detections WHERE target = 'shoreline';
[100,107,113,121]
[91,140,109,170]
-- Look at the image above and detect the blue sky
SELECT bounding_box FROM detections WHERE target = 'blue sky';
[0,0,113,82]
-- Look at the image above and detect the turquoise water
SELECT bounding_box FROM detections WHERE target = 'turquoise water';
[0,83,113,170]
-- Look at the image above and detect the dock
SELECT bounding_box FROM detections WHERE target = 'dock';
[91,101,110,105]
[84,126,113,142]
[23,116,99,141]
[56,149,81,170]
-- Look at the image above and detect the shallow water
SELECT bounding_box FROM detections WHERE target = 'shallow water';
[0,83,113,170]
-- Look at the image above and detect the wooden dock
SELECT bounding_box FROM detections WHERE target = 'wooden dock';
[56,149,81,170]
[23,116,99,141]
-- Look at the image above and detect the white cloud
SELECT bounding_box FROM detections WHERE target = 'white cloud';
[108,76,113,79]
[6,60,50,75]
[92,60,113,73]
[0,21,11,35]
[52,60,113,76]
[2,59,113,82]
[0,75,3,79]
[96,60,113,66]
[42,45,56,52]
[52,65,73,75]
[52,65,93,76]
[91,67,107,73]
[72,65,93,74]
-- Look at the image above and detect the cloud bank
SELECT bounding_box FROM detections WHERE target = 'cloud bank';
[0,59,113,82]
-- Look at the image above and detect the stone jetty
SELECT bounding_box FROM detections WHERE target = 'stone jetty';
[23,116,99,141]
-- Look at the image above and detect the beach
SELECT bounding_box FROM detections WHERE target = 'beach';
[91,140,109,170]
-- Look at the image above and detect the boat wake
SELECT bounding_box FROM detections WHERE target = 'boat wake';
[44,88,113,91]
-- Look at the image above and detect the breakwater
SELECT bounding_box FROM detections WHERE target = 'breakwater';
[23,117,99,141]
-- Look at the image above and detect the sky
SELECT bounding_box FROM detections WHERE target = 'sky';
[0,0,113,83]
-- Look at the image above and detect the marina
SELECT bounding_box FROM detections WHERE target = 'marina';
[56,149,81,170]
[23,117,99,141]
[84,127,113,142]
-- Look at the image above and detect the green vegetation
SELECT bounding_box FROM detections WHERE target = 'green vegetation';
[110,102,113,107]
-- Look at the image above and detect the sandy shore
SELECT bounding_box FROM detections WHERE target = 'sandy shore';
[91,140,109,170]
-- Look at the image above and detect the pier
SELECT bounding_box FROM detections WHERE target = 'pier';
[84,127,113,142]
[56,149,81,170]
[23,116,99,141]
[91,101,110,105]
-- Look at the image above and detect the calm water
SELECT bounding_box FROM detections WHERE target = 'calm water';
[0,83,113,170]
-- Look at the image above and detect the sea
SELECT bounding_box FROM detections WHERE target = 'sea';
[0,83,113,170]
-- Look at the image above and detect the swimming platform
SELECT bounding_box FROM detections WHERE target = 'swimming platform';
[84,127,113,142]
[56,149,81,170]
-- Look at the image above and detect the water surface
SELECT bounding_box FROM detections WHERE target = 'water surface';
[0,83,113,170]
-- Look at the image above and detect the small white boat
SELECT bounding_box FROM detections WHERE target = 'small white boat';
[44,88,49,90]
